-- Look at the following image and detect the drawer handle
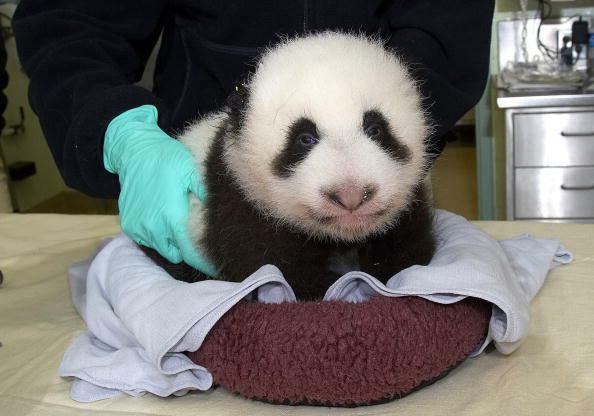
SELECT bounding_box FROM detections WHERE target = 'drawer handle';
[560,184,594,191]
[560,131,594,137]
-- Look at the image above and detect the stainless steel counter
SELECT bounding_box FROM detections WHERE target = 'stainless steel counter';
[497,89,594,109]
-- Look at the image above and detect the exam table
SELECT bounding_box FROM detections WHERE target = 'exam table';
[0,213,592,415]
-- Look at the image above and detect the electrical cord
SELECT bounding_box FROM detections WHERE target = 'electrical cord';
[536,0,557,61]
[536,0,586,67]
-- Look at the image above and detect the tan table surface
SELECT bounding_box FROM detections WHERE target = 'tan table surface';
[0,214,593,415]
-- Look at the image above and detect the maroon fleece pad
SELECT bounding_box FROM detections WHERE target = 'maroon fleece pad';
[188,296,491,407]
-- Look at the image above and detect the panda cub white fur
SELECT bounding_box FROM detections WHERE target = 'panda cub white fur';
[142,32,436,300]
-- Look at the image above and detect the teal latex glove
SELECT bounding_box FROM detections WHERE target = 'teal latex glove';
[104,104,217,277]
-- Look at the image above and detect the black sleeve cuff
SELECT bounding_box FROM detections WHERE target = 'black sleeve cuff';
[64,84,171,198]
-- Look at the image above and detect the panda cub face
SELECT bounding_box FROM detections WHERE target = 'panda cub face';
[223,32,430,242]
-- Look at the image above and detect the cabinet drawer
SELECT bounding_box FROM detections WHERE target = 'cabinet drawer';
[514,111,594,167]
[515,167,594,219]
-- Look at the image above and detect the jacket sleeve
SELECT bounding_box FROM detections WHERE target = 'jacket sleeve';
[13,1,169,198]
[387,0,494,159]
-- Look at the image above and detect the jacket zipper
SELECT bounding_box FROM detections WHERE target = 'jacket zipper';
[171,30,192,121]
[303,0,309,32]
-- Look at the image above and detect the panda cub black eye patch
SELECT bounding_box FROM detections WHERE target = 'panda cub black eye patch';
[273,118,320,178]
[362,110,411,162]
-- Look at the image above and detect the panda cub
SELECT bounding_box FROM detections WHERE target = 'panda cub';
[142,32,436,301]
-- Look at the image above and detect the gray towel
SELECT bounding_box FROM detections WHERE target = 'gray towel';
[59,210,571,402]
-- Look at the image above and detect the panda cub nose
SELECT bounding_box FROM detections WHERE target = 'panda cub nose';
[324,185,377,212]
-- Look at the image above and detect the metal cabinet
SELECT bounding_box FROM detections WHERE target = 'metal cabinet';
[499,94,594,223]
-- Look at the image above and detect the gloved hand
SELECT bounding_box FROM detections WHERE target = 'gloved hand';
[103,104,216,276]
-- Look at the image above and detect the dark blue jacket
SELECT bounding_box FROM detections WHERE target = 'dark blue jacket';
[13,0,494,198]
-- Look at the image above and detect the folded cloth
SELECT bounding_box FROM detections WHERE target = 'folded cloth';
[59,210,571,402]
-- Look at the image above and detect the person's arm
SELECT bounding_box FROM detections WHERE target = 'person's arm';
[13,1,215,273]
[13,0,168,198]
[387,0,495,158]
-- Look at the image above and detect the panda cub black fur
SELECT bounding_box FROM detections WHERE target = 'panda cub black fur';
[141,32,436,301]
